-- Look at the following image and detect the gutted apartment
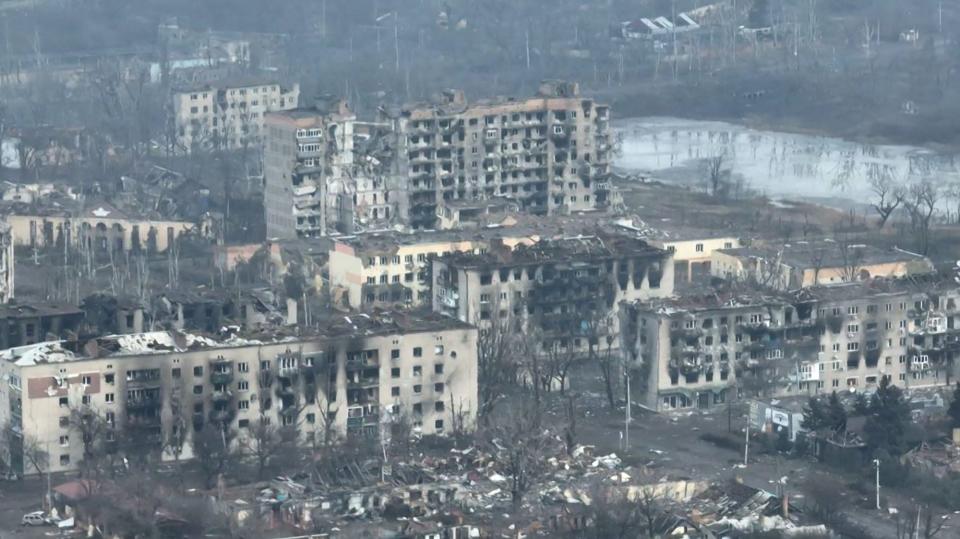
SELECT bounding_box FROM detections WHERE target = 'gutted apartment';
[0,311,477,475]
[171,78,299,153]
[328,229,535,310]
[382,80,614,229]
[432,232,674,354]
[620,277,960,412]
[263,98,355,239]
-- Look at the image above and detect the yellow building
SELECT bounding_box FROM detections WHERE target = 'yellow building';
[6,200,195,253]
[0,311,478,476]
[711,241,936,291]
[329,229,536,309]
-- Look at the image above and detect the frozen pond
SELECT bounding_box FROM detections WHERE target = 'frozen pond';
[614,117,960,206]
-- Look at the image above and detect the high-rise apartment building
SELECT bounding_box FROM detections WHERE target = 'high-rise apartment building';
[383,80,613,229]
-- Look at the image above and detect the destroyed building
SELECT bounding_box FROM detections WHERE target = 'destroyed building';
[621,277,960,411]
[3,197,196,253]
[712,241,936,291]
[432,232,674,354]
[264,98,355,238]
[0,302,83,349]
[171,78,300,153]
[0,311,477,475]
[381,80,614,229]
[328,228,536,310]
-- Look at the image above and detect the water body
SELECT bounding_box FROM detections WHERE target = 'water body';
[614,117,960,206]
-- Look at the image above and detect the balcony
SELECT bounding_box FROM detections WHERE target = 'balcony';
[209,409,234,423]
[210,369,234,385]
[211,390,233,403]
[125,370,161,388]
[126,396,161,412]
[126,414,161,429]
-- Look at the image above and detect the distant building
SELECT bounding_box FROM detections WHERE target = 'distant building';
[0,311,477,475]
[712,241,936,290]
[263,98,356,239]
[382,80,615,229]
[433,233,674,355]
[171,79,300,153]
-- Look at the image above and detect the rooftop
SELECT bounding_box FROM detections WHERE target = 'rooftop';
[439,233,666,269]
[794,275,952,302]
[630,286,787,314]
[0,301,83,319]
[173,75,293,94]
[331,214,633,254]
[3,310,472,367]
[718,241,934,272]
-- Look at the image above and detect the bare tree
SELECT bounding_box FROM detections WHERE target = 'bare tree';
[704,153,728,197]
[244,415,296,480]
[480,396,554,508]
[475,312,520,421]
[2,425,49,477]
[192,424,240,489]
[903,180,940,255]
[868,175,905,228]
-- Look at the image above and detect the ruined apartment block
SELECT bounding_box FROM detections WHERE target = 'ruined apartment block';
[263,99,355,239]
[0,312,477,476]
[383,80,613,229]
[432,233,674,354]
[172,79,300,154]
[620,278,960,412]
[328,229,536,310]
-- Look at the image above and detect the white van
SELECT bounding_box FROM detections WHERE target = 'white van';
[21,510,47,526]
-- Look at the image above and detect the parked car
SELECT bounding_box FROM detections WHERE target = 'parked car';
[21,510,48,526]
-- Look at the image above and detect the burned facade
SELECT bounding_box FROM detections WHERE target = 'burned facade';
[0,311,477,475]
[384,80,614,229]
[264,99,356,238]
[432,233,674,354]
[0,302,83,349]
[171,79,300,153]
[621,278,960,412]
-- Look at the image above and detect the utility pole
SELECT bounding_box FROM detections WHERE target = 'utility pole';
[624,364,631,450]
[743,415,750,466]
[525,28,531,71]
[873,458,881,510]
[394,13,400,73]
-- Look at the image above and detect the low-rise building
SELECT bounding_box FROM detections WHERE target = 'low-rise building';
[433,232,674,354]
[711,241,935,290]
[5,199,195,253]
[0,311,477,475]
